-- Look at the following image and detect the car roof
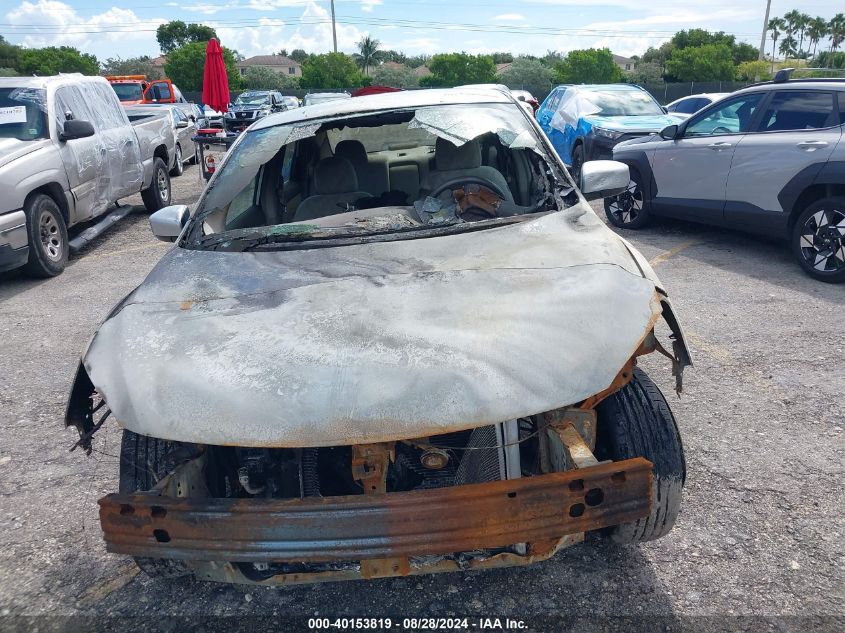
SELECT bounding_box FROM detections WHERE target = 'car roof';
[739,79,845,93]
[0,73,109,90]
[253,87,514,130]
[553,84,648,93]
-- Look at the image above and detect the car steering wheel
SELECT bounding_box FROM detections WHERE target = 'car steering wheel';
[429,176,508,201]
[711,126,732,134]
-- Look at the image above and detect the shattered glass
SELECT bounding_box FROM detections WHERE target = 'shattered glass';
[409,104,539,151]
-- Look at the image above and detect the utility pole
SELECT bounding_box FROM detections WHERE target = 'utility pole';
[759,0,771,61]
[330,0,338,53]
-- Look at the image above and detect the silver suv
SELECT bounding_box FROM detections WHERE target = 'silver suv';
[609,77,845,283]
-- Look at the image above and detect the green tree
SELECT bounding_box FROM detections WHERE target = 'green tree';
[289,49,309,64]
[807,17,829,58]
[101,55,162,79]
[490,52,514,64]
[353,35,382,76]
[783,10,803,56]
[732,42,759,65]
[736,60,772,81]
[641,42,674,76]
[554,48,623,84]
[814,50,845,69]
[418,53,496,87]
[0,68,18,77]
[498,57,554,90]
[371,64,418,88]
[156,20,218,54]
[300,53,367,89]
[17,46,99,76]
[242,65,298,90]
[405,54,431,69]
[627,61,665,84]
[380,49,407,64]
[164,41,240,92]
[779,35,798,59]
[0,35,20,70]
[664,44,735,81]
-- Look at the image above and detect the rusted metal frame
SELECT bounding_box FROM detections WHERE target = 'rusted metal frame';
[99,457,652,563]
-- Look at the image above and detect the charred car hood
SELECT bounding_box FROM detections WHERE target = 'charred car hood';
[82,205,669,447]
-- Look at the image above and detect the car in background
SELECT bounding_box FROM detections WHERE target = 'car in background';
[609,77,845,283]
[303,92,351,107]
[127,104,197,176]
[665,93,730,118]
[203,105,224,128]
[536,84,683,180]
[511,89,539,115]
[0,74,174,277]
[107,75,187,106]
[225,90,285,133]
[281,95,300,110]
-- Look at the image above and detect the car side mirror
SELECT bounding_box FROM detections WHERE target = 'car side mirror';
[659,125,679,140]
[176,121,189,129]
[579,160,630,201]
[60,119,95,141]
[149,204,190,242]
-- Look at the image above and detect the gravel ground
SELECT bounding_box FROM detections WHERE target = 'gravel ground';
[0,164,843,630]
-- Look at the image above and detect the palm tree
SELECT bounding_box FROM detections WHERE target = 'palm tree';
[807,17,829,59]
[796,12,811,57]
[830,13,845,53]
[780,35,798,59]
[354,35,381,76]
[768,17,786,71]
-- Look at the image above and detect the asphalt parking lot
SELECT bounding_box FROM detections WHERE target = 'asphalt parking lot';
[0,162,843,628]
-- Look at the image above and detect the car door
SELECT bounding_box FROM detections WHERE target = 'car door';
[724,89,842,235]
[173,108,196,160]
[650,91,766,225]
[537,88,569,161]
[92,81,143,201]
[144,80,173,103]
[54,85,103,222]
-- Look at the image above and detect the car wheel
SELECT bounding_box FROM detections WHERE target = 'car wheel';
[141,157,172,212]
[570,143,584,186]
[23,194,68,278]
[604,169,651,229]
[119,429,191,579]
[169,144,184,177]
[791,197,845,283]
[594,367,685,543]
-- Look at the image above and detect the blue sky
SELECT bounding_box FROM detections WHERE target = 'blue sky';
[2,0,839,61]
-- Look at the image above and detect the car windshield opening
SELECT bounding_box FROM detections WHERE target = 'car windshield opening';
[111,83,143,102]
[187,102,571,251]
[0,87,48,141]
[581,90,664,116]
[236,93,271,106]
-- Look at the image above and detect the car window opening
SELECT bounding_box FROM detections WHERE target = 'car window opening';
[190,103,571,251]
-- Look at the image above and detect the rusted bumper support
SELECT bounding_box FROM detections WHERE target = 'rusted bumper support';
[99,458,652,563]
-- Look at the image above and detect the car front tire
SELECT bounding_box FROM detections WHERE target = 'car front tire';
[169,144,184,177]
[23,194,68,278]
[595,367,685,543]
[791,197,845,283]
[141,157,172,212]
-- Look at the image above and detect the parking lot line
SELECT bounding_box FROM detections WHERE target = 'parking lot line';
[649,239,701,267]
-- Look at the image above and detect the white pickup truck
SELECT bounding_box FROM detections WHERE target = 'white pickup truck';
[0,74,175,277]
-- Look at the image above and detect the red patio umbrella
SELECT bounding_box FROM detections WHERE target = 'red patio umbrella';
[202,38,230,114]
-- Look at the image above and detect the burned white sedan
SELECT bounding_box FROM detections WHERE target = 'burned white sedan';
[66,88,691,585]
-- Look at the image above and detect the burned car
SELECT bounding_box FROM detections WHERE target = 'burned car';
[66,88,691,585]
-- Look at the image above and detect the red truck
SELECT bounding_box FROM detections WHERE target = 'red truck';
[107,75,187,106]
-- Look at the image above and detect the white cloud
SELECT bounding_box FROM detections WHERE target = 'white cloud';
[494,14,527,22]
[5,1,163,58]
[361,0,383,12]
[216,17,287,57]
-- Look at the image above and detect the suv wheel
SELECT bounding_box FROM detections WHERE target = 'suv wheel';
[605,169,651,229]
[141,157,172,212]
[791,197,845,283]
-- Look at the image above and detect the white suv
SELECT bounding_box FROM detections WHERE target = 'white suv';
[609,77,845,283]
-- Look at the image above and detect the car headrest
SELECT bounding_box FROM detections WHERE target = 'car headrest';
[435,137,482,171]
[313,156,359,194]
[335,140,368,166]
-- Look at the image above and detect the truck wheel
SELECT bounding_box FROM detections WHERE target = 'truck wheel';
[23,194,68,278]
[119,429,190,579]
[790,197,845,283]
[604,169,651,229]
[570,143,584,187]
[594,367,685,543]
[169,144,184,177]
[141,157,171,212]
